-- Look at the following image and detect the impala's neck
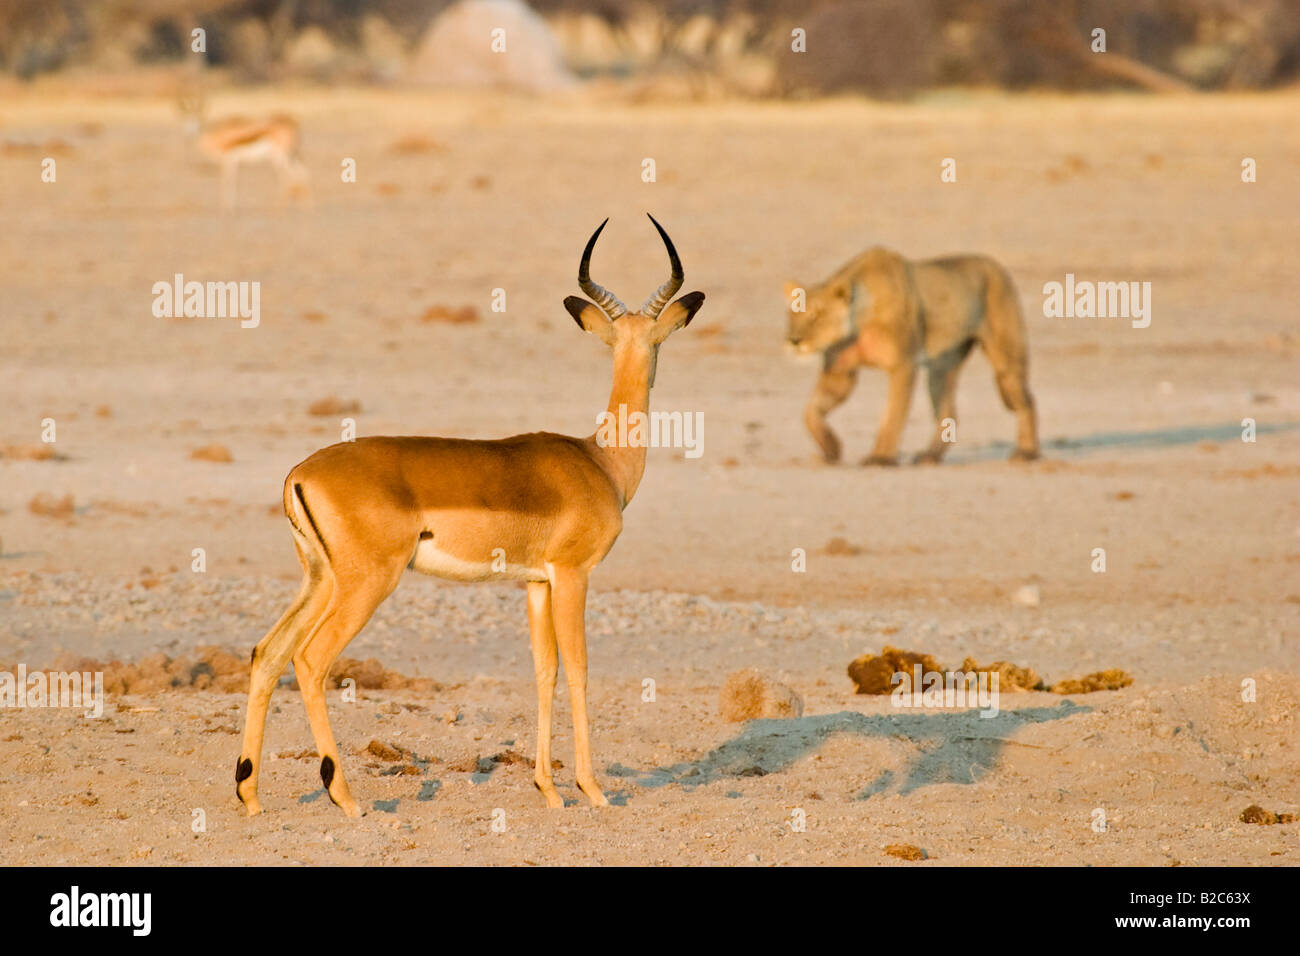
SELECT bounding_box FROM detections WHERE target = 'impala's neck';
[593,341,655,507]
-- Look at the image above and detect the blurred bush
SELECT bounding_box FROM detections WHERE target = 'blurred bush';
[2,0,1297,94]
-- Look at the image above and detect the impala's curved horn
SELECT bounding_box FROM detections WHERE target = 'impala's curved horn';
[578,218,628,320]
[641,213,683,320]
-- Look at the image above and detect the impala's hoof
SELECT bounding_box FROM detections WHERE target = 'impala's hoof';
[861,455,899,468]
[912,450,943,465]
[578,779,610,807]
[1010,448,1040,462]
[535,780,565,809]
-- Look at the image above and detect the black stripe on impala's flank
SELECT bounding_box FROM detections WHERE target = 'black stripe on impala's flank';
[293,483,331,562]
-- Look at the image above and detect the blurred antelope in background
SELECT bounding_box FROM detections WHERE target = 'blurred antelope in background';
[235,215,705,817]
[179,92,309,208]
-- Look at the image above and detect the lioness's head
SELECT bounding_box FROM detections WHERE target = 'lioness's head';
[784,278,861,355]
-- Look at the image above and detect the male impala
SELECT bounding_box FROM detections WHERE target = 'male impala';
[236,215,704,816]
[180,94,308,208]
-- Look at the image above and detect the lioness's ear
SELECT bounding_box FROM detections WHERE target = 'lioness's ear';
[564,296,617,345]
[650,291,705,344]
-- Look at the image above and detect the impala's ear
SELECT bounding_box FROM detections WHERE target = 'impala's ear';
[650,291,705,344]
[564,296,617,345]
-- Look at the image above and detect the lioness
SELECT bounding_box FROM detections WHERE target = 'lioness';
[786,247,1039,465]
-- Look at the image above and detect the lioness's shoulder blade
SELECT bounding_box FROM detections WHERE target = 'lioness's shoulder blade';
[822,247,895,287]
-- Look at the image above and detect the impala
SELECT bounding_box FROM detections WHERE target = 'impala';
[180,94,308,208]
[235,215,705,816]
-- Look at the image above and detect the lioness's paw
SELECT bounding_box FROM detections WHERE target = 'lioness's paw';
[861,455,899,468]
[815,437,842,464]
[1009,449,1041,463]
[912,450,942,466]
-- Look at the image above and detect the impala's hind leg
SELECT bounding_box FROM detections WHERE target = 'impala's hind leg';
[527,581,563,808]
[237,551,331,815]
[292,561,405,817]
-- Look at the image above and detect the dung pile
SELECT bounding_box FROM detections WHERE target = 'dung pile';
[847,646,944,695]
[1240,805,1296,825]
[847,646,1131,696]
[959,657,1043,692]
[1048,669,1133,694]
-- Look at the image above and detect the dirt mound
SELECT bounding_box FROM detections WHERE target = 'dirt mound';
[190,444,233,463]
[307,396,362,416]
[883,843,927,861]
[823,536,863,556]
[28,492,75,518]
[2,443,61,461]
[447,749,539,774]
[31,650,439,696]
[293,657,440,692]
[365,739,406,761]
[419,304,479,324]
[49,647,249,694]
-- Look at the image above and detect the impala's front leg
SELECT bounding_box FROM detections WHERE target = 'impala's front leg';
[548,565,609,807]
[526,580,563,809]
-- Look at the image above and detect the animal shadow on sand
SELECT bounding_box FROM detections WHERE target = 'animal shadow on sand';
[622,701,1087,800]
[950,420,1299,464]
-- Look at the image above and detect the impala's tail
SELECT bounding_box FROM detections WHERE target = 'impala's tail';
[284,477,332,564]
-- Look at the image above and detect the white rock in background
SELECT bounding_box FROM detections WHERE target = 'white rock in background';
[409,0,576,92]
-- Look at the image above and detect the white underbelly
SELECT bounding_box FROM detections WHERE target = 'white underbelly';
[407,538,545,583]
[231,140,278,164]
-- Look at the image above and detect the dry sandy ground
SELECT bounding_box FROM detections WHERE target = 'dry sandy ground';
[0,85,1297,865]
